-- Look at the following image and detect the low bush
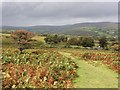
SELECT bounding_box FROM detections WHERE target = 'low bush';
[2,49,78,88]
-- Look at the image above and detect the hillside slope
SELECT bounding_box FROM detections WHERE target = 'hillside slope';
[2,22,118,37]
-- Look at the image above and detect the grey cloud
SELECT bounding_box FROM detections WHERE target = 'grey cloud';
[2,2,118,26]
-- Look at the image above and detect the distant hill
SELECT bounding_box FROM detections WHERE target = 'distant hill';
[1,22,118,37]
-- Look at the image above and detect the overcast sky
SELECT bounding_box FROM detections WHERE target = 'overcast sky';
[1,2,118,26]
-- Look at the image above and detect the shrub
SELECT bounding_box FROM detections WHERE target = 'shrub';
[11,30,34,52]
[2,49,78,88]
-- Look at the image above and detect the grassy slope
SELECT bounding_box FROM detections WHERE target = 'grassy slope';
[0,33,45,43]
[59,52,118,88]
[31,36,45,43]
[1,34,45,48]
[0,33,10,36]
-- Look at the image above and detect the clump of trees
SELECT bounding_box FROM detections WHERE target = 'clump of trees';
[99,36,108,49]
[44,35,67,44]
[67,36,94,48]
[11,30,34,52]
[80,37,95,48]
[67,37,80,46]
[44,35,95,48]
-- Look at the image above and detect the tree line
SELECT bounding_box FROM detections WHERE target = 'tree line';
[44,34,108,49]
[11,30,110,52]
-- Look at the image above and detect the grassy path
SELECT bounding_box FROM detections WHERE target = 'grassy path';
[59,52,118,88]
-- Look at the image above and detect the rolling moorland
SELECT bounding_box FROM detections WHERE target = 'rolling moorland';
[1,22,118,38]
[0,22,119,88]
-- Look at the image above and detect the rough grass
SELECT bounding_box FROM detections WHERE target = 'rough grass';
[74,59,118,88]
[32,36,45,43]
[1,34,45,48]
[0,33,45,43]
[59,51,118,88]
[1,35,16,48]
[0,33,10,36]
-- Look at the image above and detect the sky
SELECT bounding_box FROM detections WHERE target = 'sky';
[0,1,119,26]
[1,0,120,2]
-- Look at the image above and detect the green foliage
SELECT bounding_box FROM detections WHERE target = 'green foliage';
[44,34,67,44]
[99,36,108,49]
[67,37,80,46]
[81,37,95,47]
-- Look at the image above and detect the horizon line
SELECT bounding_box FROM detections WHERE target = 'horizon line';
[1,21,118,27]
